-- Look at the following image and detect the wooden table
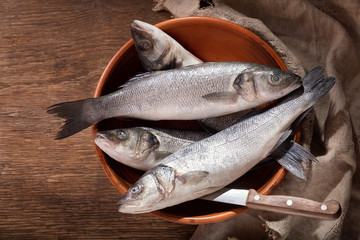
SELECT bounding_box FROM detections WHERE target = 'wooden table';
[0,1,197,238]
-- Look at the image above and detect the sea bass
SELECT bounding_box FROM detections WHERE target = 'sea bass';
[94,127,211,171]
[131,20,202,71]
[130,21,277,132]
[117,67,335,214]
[95,127,312,179]
[48,62,301,139]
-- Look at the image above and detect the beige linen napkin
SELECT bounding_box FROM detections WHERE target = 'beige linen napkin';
[153,1,359,239]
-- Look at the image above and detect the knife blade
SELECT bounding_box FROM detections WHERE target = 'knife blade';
[201,188,341,220]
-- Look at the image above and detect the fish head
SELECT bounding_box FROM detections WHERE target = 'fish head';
[234,67,302,102]
[131,20,176,71]
[117,164,176,213]
[94,128,160,163]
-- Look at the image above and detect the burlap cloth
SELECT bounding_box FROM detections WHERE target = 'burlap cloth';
[153,0,360,239]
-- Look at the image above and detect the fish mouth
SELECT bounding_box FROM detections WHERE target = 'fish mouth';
[291,73,302,83]
[94,133,111,149]
[284,73,302,90]
[116,197,129,206]
[295,74,302,82]
[95,132,106,140]
[131,20,153,37]
[117,197,143,213]
[132,20,146,30]
[290,74,303,88]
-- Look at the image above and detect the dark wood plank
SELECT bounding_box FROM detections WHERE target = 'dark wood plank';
[0,1,196,239]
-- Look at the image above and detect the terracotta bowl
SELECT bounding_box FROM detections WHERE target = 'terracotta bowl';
[92,16,295,224]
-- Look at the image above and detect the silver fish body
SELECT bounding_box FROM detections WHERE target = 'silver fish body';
[95,126,312,179]
[117,67,335,214]
[48,62,301,139]
[130,21,279,132]
[95,127,210,171]
[131,20,202,71]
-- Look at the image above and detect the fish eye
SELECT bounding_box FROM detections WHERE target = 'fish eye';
[270,74,281,84]
[139,40,152,50]
[116,130,128,140]
[130,184,142,194]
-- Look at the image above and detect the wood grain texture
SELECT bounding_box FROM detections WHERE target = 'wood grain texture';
[246,189,341,220]
[0,1,196,239]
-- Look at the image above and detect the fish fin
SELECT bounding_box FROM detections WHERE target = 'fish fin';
[154,151,172,161]
[198,110,250,133]
[272,140,318,180]
[196,120,219,134]
[277,156,306,180]
[233,107,268,125]
[287,141,318,163]
[47,98,97,139]
[202,92,238,103]
[176,171,209,185]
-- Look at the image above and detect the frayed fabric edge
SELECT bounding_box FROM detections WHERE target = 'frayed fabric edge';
[259,215,282,240]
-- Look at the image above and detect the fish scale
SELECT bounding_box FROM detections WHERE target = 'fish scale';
[101,63,282,119]
[48,62,301,139]
[116,67,335,214]
[131,20,294,133]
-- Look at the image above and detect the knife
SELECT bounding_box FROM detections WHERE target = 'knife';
[201,188,341,220]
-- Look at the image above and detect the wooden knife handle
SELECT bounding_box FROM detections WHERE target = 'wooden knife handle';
[246,189,341,220]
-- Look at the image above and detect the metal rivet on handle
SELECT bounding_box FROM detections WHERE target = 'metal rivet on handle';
[321,205,328,211]
[254,195,260,200]
[286,200,293,206]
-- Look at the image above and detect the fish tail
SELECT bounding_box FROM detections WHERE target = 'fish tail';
[47,98,98,139]
[302,66,335,100]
